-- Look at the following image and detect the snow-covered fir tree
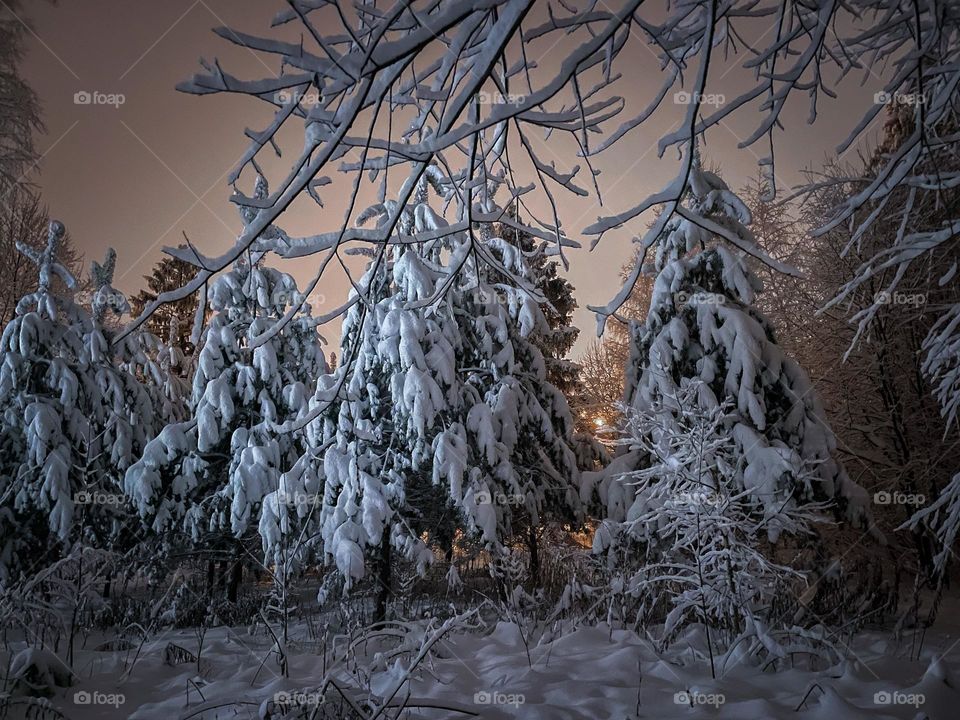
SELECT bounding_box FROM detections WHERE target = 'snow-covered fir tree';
[0,225,167,581]
[129,254,200,353]
[0,221,85,581]
[494,210,580,396]
[491,211,608,474]
[83,249,172,483]
[476,226,583,576]
[78,248,174,549]
[318,171,470,610]
[587,151,874,536]
[124,182,328,584]
[124,254,326,533]
[318,167,581,612]
[150,314,190,424]
[258,299,333,584]
[465,177,583,540]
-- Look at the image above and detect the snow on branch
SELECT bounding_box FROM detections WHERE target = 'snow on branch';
[118,3,958,479]
[118,0,646,343]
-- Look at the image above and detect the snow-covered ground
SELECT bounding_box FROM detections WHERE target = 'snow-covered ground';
[13,599,958,720]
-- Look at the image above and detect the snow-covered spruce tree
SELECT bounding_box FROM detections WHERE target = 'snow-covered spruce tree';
[124,252,326,593]
[257,284,333,618]
[319,170,581,616]
[318,170,466,620]
[475,224,583,579]
[491,211,607,473]
[149,314,190,424]
[0,221,86,582]
[129,254,200,353]
[457,171,584,578]
[588,152,873,536]
[1,188,82,328]
[0,229,180,583]
[493,210,580,396]
[77,248,174,551]
[85,250,170,474]
[605,380,832,675]
[125,180,327,597]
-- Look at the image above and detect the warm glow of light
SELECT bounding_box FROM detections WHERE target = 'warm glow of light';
[594,417,604,427]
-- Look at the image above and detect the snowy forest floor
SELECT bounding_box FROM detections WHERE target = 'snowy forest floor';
[7,594,960,720]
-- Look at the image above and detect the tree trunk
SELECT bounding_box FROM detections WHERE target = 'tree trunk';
[206,559,215,596]
[375,532,392,623]
[874,320,936,576]
[227,549,242,603]
[527,524,540,583]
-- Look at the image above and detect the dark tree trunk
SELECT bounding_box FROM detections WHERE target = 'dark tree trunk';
[527,524,540,583]
[375,532,392,623]
[206,559,216,596]
[227,549,242,603]
[874,320,936,576]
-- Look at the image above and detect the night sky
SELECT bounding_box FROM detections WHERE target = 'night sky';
[18,0,887,356]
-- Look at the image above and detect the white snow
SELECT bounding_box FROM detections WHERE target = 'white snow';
[12,603,960,720]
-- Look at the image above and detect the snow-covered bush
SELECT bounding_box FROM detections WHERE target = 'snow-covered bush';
[0,544,123,680]
[601,381,833,673]
[7,648,72,697]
